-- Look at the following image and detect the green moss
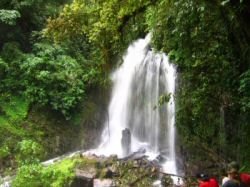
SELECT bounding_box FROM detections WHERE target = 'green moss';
[0,96,29,122]
[70,112,83,126]
[0,96,29,152]
[0,95,29,148]
[0,116,26,137]
[44,159,79,187]
[12,156,101,187]
[13,158,85,187]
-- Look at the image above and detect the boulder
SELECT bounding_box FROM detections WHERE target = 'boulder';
[71,168,97,187]
[76,168,97,179]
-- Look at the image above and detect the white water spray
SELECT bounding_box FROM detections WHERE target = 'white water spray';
[92,34,177,175]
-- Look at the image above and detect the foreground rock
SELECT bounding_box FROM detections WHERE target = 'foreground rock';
[69,152,182,187]
[71,168,97,187]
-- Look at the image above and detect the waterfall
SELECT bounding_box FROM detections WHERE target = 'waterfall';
[94,34,177,175]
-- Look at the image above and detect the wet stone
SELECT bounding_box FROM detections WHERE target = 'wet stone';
[93,179,115,187]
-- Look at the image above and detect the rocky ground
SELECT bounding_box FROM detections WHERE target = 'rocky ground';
[68,151,195,187]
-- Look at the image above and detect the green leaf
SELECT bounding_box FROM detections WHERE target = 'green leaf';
[0,10,20,25]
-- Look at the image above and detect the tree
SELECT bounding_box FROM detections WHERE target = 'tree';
[21,43,85,117]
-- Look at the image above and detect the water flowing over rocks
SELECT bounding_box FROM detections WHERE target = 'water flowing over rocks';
[93,34,180,178]
[67,34,185,186]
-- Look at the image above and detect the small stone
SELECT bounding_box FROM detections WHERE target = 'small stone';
[93,179,115,187]
[109,154,118,160]
[75,168,97,179]
[133,160,139,167]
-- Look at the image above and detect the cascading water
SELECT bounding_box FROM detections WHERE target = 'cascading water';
[94,34,178,175]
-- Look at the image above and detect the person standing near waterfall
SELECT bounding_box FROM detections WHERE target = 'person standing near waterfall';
[196,173,219,187]
[222,162,250,187]
[222,166,241,187]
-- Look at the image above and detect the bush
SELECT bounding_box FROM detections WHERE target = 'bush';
[12,164,45,187]
[21,43,85,117]
[12,158,81,187]
[16,140,45,165]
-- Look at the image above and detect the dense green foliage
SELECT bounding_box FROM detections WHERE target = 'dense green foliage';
[21,43,85,116]
[0,0,107,117]
[0,10,20,25]
[0,96,30,172]
[0,0,67,49]
[12,158,82,187]
[45,0,153,61]
[0,41,86,117]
